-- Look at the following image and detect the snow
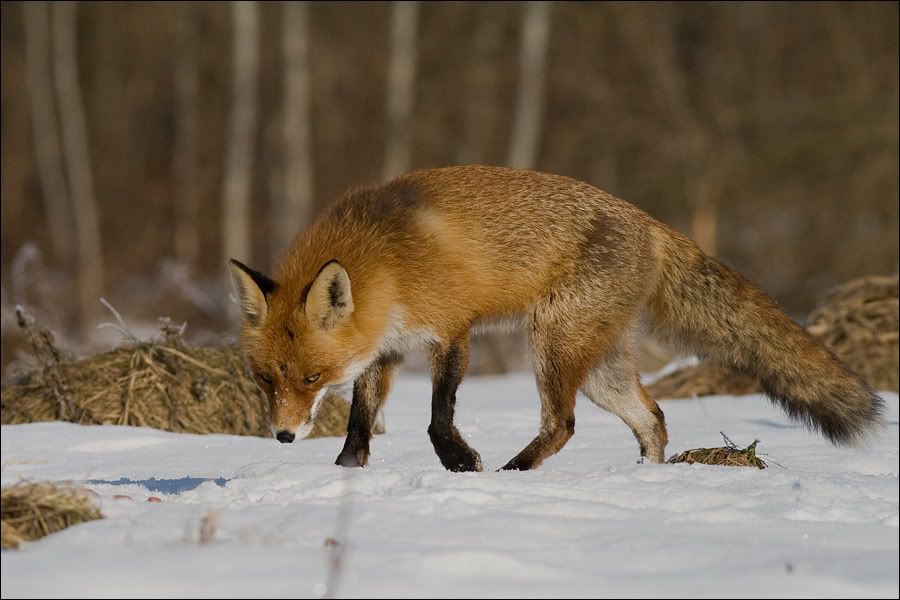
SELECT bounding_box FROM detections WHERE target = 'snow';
[639,355,700,385]
[2,374,898,598]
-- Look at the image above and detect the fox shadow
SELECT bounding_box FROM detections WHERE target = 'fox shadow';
[86,476,229,494]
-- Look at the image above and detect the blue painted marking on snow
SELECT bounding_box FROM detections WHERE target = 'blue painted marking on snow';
[86,476,229,494]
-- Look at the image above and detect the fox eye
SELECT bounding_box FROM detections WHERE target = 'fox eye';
[304,373,320,385]
[257,372,273,384]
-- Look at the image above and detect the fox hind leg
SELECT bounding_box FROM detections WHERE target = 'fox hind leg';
[581,331,668,463]
[501,285,639,471]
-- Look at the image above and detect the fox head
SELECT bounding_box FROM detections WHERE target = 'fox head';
[228,258,366,442]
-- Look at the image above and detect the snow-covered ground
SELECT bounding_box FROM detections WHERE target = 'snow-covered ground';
[2,374,898,598]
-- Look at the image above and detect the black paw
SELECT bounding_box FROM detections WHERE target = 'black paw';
[335,448,368,468]
[428,426,483,472]
[438,448,482,473]
[439,447,483,472]
[499,457,533,471]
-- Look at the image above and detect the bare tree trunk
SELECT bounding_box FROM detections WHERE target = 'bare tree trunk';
[173,2,199,271]
[617,6,719,256]
[381,1,418,182]
[222,1,259,266]
[52,1,103,330]
[24,1,72,268]
[279,1,314,255]
[507,1,551,170]
[457,5,502,166]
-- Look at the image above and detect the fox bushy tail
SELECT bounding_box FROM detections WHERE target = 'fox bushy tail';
[645,226,884,445]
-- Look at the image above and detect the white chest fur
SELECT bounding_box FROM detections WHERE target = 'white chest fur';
[375,307,439,356]
[337,308,438,386]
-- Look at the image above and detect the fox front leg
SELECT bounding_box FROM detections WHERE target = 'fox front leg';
[427,337,483,472]
[335,354,399,468]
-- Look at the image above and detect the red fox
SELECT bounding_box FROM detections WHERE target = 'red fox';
[229,165,883,471]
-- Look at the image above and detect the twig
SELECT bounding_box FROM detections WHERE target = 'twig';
[156,346,230,377]
[323,470,355,599]
[720,431,740,449]
[199,511,218,544]
[97,297,139,342]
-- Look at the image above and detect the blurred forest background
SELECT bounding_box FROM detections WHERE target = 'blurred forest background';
[1,1,898,375]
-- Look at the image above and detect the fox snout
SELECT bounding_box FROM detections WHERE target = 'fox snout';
[269,387,329,443]
[275,430,295,444]
[269,410,311,442]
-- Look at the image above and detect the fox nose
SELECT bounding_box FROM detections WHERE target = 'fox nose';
[276,431,295,444]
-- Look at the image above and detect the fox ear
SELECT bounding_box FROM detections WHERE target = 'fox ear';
[228,259,278,327]
[305,260,354,330]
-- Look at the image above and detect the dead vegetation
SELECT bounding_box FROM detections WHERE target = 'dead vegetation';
[648,275,899,399]
[1,308,381,439]
[805,275,899,393]
[1,482,102,549]
[667,433,768,469]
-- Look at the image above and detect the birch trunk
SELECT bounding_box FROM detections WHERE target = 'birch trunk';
[507,1,551,170]
[382,1,418,182]
[222,1,259,266]
[52,0,103,329]
[173,1,199,270]
[280,1,314,254]
[24,1,71,266]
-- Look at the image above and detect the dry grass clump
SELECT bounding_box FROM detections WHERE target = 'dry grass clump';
[1,308,381,439]
[805,275,898,393]
[647,275,899,399]
[645,364,759,401]
[667,434,768,469]
[1,483,103,549]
